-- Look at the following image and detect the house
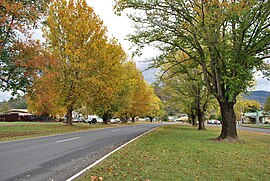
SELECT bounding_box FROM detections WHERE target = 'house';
[243,111,270,124]
[0,109,33,122]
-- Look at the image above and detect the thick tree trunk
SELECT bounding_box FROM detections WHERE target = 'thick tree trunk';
[131,116,135,123]
[197,109,206,130]
[218,101,238,139]
[102,112,110,124]
[66,107,73,125]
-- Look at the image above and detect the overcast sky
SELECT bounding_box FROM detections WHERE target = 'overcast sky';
[0,0,269,101]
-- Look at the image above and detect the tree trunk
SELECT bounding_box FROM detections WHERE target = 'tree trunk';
[190,112,196,126]
[66,107,73,125]
[120,117,128,123]
[102,112,110,124]
[131,116,135,123]
[197,109,206,130]
[218,101,238,139]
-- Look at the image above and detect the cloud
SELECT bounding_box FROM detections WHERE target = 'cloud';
[255,74,270,91]
[0,91,12,101]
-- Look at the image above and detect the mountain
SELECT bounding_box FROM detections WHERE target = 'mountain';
[243,91,270,105]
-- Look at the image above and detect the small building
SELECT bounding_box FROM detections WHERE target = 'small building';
[0,109,33,122]
[243,111,270,124]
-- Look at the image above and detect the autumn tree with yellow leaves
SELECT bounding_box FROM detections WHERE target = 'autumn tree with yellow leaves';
[115,62,163,122]
[27,0,164,124]
[84,40,128,123]
[42,0,108,125]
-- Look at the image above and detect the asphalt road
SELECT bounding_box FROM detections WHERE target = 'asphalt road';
[238,126,270,134]
[0,123,163,181]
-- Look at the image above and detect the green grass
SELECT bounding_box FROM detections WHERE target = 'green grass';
[242,124,270,129]
[78,125,270,181]
[0,121,156,142]
[0,122,120,142]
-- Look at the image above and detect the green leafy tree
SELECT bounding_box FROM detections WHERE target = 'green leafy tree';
[264,96,270,113]
[0,101,11,113]
[115,0,270,139]
[160,57,217,130]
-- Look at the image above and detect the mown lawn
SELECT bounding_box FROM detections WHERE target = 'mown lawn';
[78,125,270,181]
[0,122,117,142]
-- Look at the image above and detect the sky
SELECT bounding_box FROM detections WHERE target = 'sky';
[0,0,269,101]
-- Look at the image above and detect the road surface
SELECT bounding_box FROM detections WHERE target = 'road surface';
[0,123,163,181]
[207,123,270,134]
[238,126,270,134]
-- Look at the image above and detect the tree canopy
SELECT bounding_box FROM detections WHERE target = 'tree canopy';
[27,0,163,124]
[0,0,50,93]
[115,0,270,139]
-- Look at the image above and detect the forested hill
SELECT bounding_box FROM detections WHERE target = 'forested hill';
[243,91,270,105]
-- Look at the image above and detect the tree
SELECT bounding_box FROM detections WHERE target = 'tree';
[0,0,50,93]
[27,66,66,117]
[115,62,161,122]
[146,93,164,122]
[0,101,11,113]
[83,41,128,123]
[111,61,141,122]
[264,96,270,113]
[44,0,108,125]
[234,96,261,121]
[115,0,270,139]
[160,60,217,130]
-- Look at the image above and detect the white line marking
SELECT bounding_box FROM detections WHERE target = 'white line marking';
[111,129,120,132]
[66,127,159,181]
[56,137,80,143]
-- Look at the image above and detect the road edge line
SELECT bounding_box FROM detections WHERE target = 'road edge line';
[66,126,160,181]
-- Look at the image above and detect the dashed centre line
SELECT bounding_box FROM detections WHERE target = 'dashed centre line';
[56,137,80,143]
[111,129,120,132]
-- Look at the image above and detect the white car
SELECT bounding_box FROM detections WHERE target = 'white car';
[85,115,103,124]
[110,118,121,123]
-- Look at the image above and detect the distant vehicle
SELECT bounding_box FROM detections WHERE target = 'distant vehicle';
[175,114,189,122]
[214,120,221,124]
[85,115,103,124]
[110,118,120,123]
[72,117,84,123]
[168,116,175,122]
[207,119,221,124]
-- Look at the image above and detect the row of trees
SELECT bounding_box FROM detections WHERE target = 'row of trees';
[0,0,163,124]
[115,0,270,139]
[158,52,218,130]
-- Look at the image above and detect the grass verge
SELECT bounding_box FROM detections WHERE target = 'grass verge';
[78,125,270,181]
[0,122,125,142]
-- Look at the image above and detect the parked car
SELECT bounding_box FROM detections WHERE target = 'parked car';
[207,119,221,124]
[72,117,85,123]
[214,120,221,124]
[207,119,216,124]
[109,118,121,123]
[85,115,103,124]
